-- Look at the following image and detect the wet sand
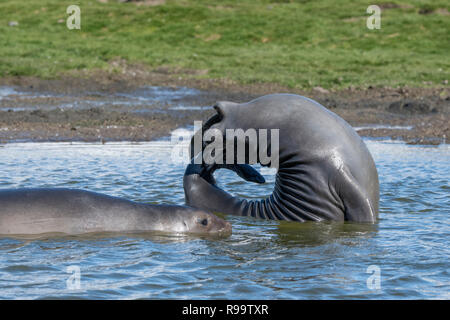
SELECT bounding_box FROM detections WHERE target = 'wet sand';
[0,71,448,145]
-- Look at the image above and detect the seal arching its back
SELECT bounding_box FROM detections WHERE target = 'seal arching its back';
[184,94,379,222]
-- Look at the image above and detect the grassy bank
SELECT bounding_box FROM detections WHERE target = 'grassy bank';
[0,0,448,89]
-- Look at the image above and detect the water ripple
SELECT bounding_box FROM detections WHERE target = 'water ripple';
[0,139,448,299]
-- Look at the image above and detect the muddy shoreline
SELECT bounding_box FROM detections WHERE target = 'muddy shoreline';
[0,71,448,145]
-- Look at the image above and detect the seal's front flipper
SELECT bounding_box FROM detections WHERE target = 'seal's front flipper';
[207,164,265,184]
[186,161,265,185]
[185,163,217,185]
[226,164,266,184]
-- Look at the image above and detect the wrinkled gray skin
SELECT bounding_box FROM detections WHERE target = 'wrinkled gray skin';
[0,188,231,235]
[184,94,379,223]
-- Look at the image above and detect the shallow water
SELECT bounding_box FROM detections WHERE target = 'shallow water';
[0,138,448,299]
[353,124,413,131]
[0,86,203,112]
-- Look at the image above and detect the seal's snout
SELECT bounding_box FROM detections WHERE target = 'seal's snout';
[208,213,232,235]
[220,220,232,234]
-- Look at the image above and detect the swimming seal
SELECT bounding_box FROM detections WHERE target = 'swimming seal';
[0,188,231,235]
[184,94,379,222]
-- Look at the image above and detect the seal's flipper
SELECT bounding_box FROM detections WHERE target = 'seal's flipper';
[206,163,265,184]
[186,162,265,185]
[226,164,266,184]
[185,163,217,185]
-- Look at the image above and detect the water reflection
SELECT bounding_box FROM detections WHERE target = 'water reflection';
[273,220,379,247]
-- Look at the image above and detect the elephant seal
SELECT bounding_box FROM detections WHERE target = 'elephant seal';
[184,94,379,223]
[0,188,231,235]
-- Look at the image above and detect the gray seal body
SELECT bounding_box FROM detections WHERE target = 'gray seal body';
[184,94,379,223]
[0,188,231,235]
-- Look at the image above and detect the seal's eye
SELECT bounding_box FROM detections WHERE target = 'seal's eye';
[199,218,208,226]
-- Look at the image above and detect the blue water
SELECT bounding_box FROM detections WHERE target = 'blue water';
[0,138,448,299]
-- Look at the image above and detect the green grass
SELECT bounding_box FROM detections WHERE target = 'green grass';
[0,0,448,89]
